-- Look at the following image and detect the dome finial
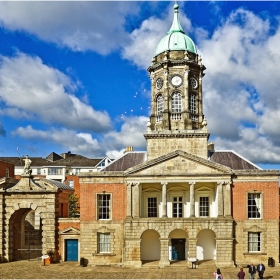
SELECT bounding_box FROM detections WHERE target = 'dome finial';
[168,3,185,34]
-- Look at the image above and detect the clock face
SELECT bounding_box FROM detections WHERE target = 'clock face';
[190,77,198,89]
[156,78,163,90]
[171,75,183,87]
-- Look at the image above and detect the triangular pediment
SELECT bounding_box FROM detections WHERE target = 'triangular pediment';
[125,150,232,176]
[59,227,80,235]
[5,176,58,193]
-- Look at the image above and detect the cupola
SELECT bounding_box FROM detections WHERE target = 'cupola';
[155,4,197,55]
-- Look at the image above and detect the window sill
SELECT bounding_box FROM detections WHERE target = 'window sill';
[92,253,116,256]
[243,252,267,255]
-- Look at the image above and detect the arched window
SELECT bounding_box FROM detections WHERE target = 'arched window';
[157,95,164,115]
[171,92,182,112]
[190,94,196,114]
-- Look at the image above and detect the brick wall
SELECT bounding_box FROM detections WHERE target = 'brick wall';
[65,175,80,198]
[232,181,279,220]
[0,160,14,178]
[80,183,126,221]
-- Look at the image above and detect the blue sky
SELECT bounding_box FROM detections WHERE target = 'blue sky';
[0,1,280,170]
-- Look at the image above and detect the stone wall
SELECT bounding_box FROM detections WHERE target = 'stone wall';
[145,133,209,161]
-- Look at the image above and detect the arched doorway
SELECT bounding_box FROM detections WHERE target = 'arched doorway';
[9,209,42,261]
[168,229,188,261]
[196,229,216,260]
[140,230,160,261]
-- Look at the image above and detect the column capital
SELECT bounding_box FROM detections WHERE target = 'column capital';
[161,182,168,186]
[217,181,224,186]
[188,181,196,186]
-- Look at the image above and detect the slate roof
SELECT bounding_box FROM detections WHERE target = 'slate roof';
[209,151,261,170]
[102,152,146,171]
[45,179,74,190]
[0,154,102,168]
[46,155,101,167]
[0,157,51,166]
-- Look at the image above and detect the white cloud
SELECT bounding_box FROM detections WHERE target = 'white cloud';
[122,4,192,69]
[197,8,280,164]
[0,2,140,55]
[0,52,111,132]
[102,116,148,151]
[12,116,148,158]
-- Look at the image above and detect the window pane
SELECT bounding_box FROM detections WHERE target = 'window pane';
[98,194,110,219]
[200,197,209,217]
[98,233,111,253]
[148,197,157,217]
[157,95,164,114]
[172,92,182,112]
[248,193,261,218]
[248,232,261,252]
[190,94,196,113]
[173,197,183,218]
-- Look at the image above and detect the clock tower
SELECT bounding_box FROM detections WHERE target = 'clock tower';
[144,4,209,160]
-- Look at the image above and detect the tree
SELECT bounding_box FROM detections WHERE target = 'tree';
[69,193,80,218]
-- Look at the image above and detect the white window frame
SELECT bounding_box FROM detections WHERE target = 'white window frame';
[98,233,111,253]
[97,193,111,220]
[143,191,160,218]
[171,92,182,113]
[195,188,213,218]
[48,167,63,175]
[199,196,210,217]
[247,193,262,219]
[248,232,261,252]
[168,191,186,218]
[68,180,74,188]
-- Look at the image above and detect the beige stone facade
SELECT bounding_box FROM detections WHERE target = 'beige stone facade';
[0,175,73,262]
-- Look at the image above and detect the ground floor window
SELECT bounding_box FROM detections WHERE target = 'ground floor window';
[248,232,261,252]
[98,233,111,253]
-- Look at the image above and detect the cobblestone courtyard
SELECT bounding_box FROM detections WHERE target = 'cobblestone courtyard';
[0,260,280,279]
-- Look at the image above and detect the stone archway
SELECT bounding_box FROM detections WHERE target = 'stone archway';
[140,229,160,261]
[196,229,216,260]
[9,209,42,261]
[168,229,188,261]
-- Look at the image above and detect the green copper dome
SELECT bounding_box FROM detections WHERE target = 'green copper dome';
[155,4,197,55]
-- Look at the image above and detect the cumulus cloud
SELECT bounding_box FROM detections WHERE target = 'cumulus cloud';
[0,52,111,132]
[0,2,139,54]
[12,116,148,158]
[122,3,192,69]
[197,8,280,164]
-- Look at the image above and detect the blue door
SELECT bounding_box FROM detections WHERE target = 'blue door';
[65,239,78,261]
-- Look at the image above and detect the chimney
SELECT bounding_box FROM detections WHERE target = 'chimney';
[124,146,134,153]
[207,142,215,151]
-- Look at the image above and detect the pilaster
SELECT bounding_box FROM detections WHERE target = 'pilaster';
[159,238,170,267]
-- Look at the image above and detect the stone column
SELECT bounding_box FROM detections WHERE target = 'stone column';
[161,182,167,218]
[217,181,224,217]
[159,238,170,267]
[132,183,140,218]
[224,181,232,218]
[126,183,132,218]
[187,238,198,267]
[189,181,195,217]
